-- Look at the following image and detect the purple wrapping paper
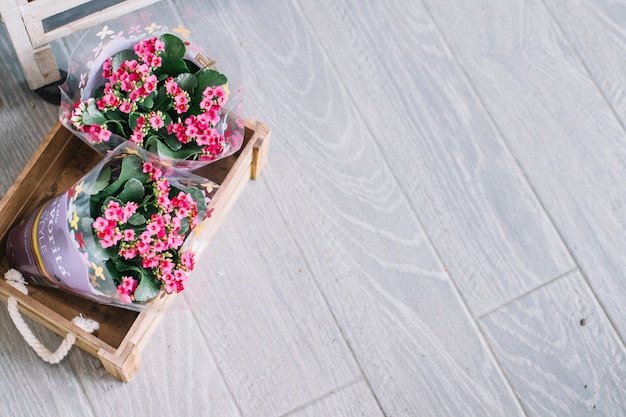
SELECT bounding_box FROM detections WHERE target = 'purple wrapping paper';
[6,192,97,297]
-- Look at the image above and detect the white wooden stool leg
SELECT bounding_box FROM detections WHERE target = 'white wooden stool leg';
[1,0,62,89]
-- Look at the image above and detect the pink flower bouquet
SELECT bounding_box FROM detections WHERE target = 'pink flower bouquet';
[60,20,244,169]
[6,143,217,309]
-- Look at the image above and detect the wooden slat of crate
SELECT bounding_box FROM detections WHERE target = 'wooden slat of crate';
[0,118,271,381]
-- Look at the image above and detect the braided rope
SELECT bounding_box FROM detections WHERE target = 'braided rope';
[5,269,99,364]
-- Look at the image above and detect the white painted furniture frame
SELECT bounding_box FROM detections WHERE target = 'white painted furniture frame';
[0,0,160,89]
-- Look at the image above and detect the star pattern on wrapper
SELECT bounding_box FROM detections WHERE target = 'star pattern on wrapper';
[93,42,105,58]
[79,73,87,89]
[74,181,83,200]
[172,24,190,39]
[128,25,142,35]
[70,210,80,229]
[91,262,105,281]
[96,25,114,40]
[90,274,100,288]
[145,22,162,34]
[75,232,85,250]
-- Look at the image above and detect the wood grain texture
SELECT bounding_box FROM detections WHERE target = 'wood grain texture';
[0,22,59,195]
[66,301,242,417]
[480,271,626,416]
[1,0,625,415]
[297,0,574,317]
[0,305,96,417]
[543,0,626,126]
[422,0,626,341]
[285,380,384,417]
[185,181,361,417]
[218,0,528,414]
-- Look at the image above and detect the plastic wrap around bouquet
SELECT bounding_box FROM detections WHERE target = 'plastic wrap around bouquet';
[59,16,245,169]
[6,143,218,310]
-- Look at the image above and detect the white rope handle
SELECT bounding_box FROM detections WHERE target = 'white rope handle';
[4,269,99,364]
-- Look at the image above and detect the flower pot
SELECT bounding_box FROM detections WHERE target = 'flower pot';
[5,191,108,298]
[6,142,217,310]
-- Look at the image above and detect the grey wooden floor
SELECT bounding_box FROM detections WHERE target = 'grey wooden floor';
[1,0,626,415]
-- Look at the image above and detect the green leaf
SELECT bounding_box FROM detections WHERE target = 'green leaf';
[156,140,204,160]
[158,59,189,77]
[84,167,111,195]
[179,217,190,235]
[195,69,227,90]
[174,73,198,92]
[112,49,138,71]
[82,100,107,126]
[128,213,146,226]
[113,258,143,275]
[116,178,145,203]
[140,93,155,110]
[163,134,183,151]
[186,186,207,220]
[105,119,125,136]
[184,59,201,72]
[152,88,170,111]
[102,155,148,196]
[144,136,161,153]
[133,274,161,302]
[104,109,124,121]
[128,112,142,130]
[161,33,186,60]
[156,34,189,77]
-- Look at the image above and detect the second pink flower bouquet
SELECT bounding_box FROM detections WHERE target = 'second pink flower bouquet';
[69,34,231,164]
[6,143,218,309]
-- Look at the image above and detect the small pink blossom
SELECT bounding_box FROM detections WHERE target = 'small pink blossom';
[149,112,164,130]
[123,229,135,241]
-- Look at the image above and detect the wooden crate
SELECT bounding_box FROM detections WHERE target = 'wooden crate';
[0,118,271,381]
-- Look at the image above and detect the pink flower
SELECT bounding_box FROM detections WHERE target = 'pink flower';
[165,78,179,95]
[142,162,155,174]
[168,233,184,249]
[159,259,175,274]
[104,201,121,220]
[143,75,158,94]
[146,221,161,236]
[122,202,138,222]
[117,276,138,303]
[121,276,138,292]
[130,130,144,144]
[93,217,108,232]
[129,90,141,102]
[175,102,188,114]
[149,112,164,130]
[123,229,135,241]
[185,124,198,138]
[157,193,171,209]
[140,231,152,243]
[120,247,138,259]
[180,250,195,270]
[142,256,159,268]
[150,55,162,68]
[137,241,151,255]
[119,101,133,113]
[153,240,168,253]
[174,93,188,106]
